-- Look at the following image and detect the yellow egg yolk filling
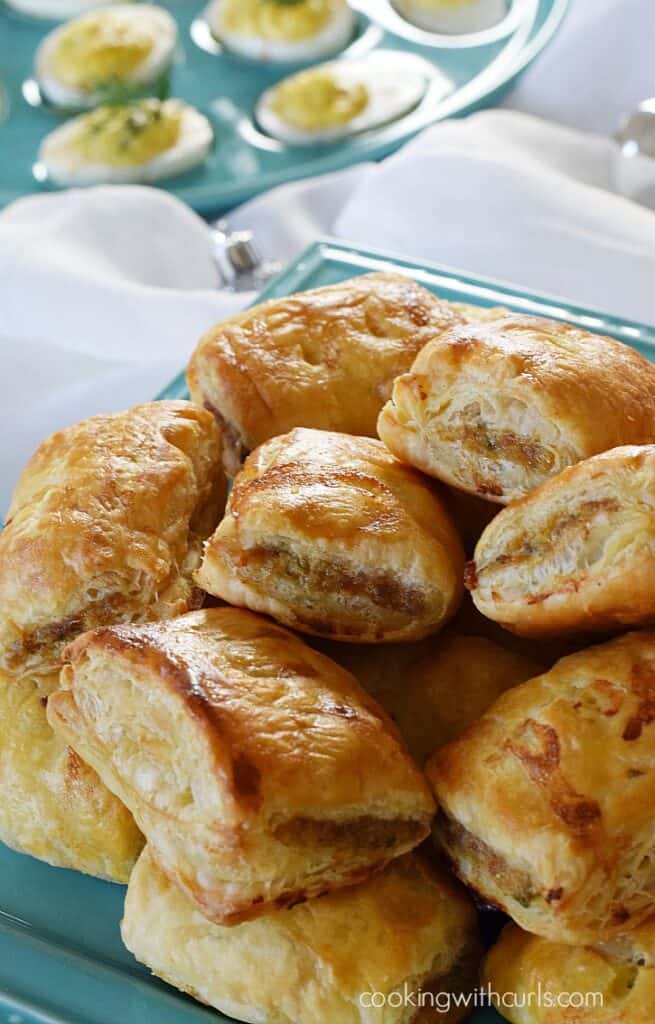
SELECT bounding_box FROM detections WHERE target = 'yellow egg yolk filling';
[67,100,182,167]
[51,16,154,92]
[221,0,337,42]
[271,69,368,130]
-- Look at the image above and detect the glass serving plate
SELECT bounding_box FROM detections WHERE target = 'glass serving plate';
[0,0,570,213]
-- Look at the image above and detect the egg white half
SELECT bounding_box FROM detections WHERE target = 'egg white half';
[257,51,429,146]
[5,0,131,20]
[39,100,213,186]
[393,0,507,34]
[207,0,356,63]
[36,5,177,109]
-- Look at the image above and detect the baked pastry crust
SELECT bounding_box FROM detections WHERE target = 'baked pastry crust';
[427,632,655,944]
[483,922,655,1023]
[378,314,655,504]
[0,670,142,881]
[186,272,463,475]
[48,607,435,924]
[0,401,225,676]
[467,444,655,637]
[122,845,479,1024]
[451,302,510,324]
[195,428,465,644]
[316,632,540,765]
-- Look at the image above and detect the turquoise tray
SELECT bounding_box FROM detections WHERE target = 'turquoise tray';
[5,239,655,1024]
[161,237,655,402]
[0,0,569,213]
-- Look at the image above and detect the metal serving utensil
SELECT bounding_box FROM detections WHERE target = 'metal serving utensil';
[614,99,655,209]
[210,220,283,292]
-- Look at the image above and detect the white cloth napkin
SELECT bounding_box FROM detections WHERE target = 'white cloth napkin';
[501,0,655,137]
[2,0,655,514]
[0,186,248,512]
[336,111,655,323]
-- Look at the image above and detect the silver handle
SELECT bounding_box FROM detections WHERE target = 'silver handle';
[211,220,283,292]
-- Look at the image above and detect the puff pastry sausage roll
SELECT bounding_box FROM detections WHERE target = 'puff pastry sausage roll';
[378,315,655,504]
[483,921,655,1024]
[187,272,463,475]
[318,633,540,765]
[0,671,142,881]
[123,846,479,1024]
[0,401,225,676]
[196,429,465,643]
[427,632,655,944]
[468,444,655,637]
[48,608,435,924]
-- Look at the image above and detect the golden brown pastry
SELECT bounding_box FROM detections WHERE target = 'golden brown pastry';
[377,314,655,504]
[48,607,435,924]
[122,845,479,1024]
[451,302,510,324]
[427,632,655,944]
[187,272,463,475]
[317,632,541,765]
[195,429,465,644]
[0,400,225,677]
[483,921,655,1023]
[0,400,223,880]
[467,444,655,638]
[0,671,142,881]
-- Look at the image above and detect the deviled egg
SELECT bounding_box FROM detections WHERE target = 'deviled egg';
[36,5,177,110]
[393,0,507,34]
[207,0,356,63]
[38,97,213,185]
[4,0,131,21]
[256,52,429,145]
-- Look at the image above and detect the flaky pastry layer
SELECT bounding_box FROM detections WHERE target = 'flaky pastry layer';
[467,444,655,637]
[48,607,434,923]
[123,846,479,1024]
[378,315,655,504]
[0,670,142,881]
[196,429,465,644]
[0,400,225,675]
[483,921,655,1023]
[316,631,540,765]
[427,632,655,944]
[187,272,465,475]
